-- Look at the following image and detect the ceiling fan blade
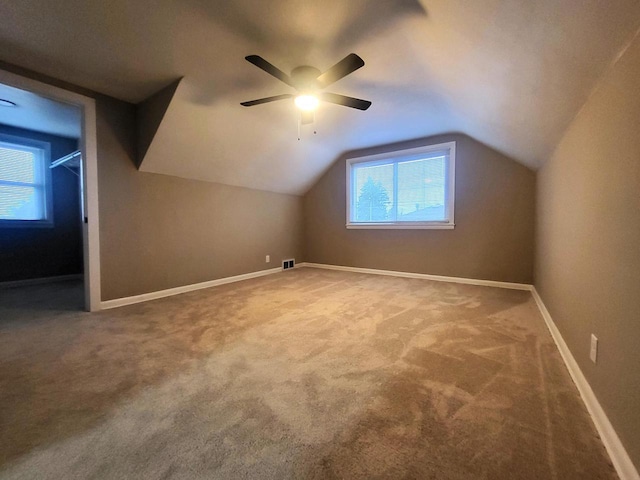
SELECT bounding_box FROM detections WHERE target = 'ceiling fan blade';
[245,55,294,87]
[240,94,293,107]
[319,92,372,111]
[316,54,365,88]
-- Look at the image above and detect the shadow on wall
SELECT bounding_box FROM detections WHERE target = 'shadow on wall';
[96,96,137,169]
[136,78,182,168]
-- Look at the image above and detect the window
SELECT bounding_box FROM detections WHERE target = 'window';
[0,134,52,227]
[346,141,455,229]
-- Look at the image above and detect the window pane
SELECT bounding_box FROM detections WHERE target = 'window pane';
[397,156,446,222]
[0,185,44,220]
[353,163,393,222]
[347,143,455,228]
[0,146,36,183]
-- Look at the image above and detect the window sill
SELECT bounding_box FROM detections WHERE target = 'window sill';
[346,223,455,230]
[0,220,54,229]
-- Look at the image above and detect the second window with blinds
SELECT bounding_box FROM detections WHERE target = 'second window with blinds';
[0,134,53,228]
[346,141,456,229]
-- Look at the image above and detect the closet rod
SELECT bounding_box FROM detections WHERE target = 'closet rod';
[50,150,81,169]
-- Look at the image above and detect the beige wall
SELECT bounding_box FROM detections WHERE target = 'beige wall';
[535,33,640,469]
[0,62,304,301]
[96,96,304,300]
[304,134,536,284]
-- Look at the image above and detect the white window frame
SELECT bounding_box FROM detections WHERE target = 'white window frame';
[0,133,53,228]
[346,141,456,229]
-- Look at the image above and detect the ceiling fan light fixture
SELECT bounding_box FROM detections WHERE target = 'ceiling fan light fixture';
[295,94,319,111]
[241,54,371,116]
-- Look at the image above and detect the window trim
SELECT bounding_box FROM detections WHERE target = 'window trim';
[0,133,53,228]
[346,141,456,229]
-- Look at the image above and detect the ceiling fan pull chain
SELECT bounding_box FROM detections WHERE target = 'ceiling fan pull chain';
[297,114,301,141]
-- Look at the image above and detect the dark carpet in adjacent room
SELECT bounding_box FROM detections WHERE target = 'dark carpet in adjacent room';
[0,268,616,479]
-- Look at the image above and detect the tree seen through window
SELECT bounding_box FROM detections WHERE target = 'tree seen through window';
[356,177,390,222]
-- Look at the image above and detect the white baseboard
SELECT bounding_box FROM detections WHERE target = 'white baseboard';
[0,274,83,289]
[100,267,282,310]
[298,262,532,291]
[300,262,638,478]
[531,288,639,480]
[97,261,637,478]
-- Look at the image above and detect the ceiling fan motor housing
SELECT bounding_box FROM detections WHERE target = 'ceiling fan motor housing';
[290,66,322,91]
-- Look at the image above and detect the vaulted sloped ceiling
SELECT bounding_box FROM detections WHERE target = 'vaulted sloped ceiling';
[1,0,639,194]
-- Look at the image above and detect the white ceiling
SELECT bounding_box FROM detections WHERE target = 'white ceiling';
[1,0,639,194]
[0,83,81,139]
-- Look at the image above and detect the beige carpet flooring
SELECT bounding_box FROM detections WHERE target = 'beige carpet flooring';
[0,268,616,479]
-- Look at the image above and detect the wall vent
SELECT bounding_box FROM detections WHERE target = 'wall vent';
[282,259,295,270]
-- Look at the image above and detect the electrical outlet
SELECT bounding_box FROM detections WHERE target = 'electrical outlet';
[266,255,270,263]
[590,334,598,363]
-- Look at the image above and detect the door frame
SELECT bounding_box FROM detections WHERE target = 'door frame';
[0,68,101,311]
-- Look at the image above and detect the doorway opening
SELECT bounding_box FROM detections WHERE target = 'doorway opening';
[0,69,100,311]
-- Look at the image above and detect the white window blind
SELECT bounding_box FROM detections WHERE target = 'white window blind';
[0,140,49,222]
[347,142,455,229]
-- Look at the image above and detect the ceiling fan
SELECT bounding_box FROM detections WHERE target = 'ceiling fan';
[240,53,372,125]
